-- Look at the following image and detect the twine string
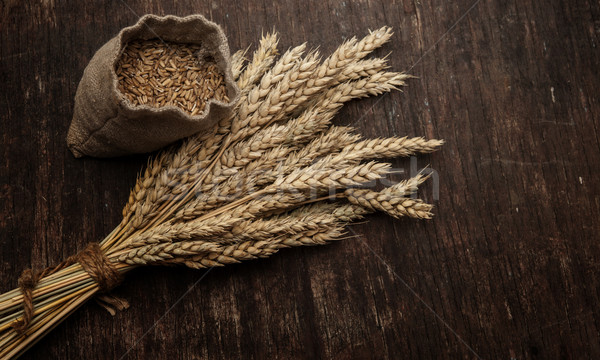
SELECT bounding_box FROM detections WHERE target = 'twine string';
[12,243,123,333]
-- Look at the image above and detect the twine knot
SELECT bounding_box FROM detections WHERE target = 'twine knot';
[76,243,122,291]
[12,242,124,333]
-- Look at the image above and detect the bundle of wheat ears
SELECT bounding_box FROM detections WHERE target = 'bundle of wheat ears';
[0,27,443,358]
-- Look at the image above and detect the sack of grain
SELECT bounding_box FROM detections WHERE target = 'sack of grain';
[67,14,239,158]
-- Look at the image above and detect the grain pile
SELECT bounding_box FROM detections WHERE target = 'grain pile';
[116,39,229,116]
[1,27,443,358]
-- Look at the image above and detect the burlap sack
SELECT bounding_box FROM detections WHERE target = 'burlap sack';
[67,14,239,158]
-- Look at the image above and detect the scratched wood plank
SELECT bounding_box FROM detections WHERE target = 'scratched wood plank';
[1,0,599,358]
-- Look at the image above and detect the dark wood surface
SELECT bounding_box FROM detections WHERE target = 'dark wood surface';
[1,0,599,358]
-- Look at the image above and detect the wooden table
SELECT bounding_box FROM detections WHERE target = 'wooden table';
[1,0,599,358]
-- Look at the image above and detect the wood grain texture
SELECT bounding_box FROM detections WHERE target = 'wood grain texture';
[1,0,599,358]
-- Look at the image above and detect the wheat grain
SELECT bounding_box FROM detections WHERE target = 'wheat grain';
[116,39,229,116]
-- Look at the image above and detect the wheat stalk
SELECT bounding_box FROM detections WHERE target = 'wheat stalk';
[0,27,444,358]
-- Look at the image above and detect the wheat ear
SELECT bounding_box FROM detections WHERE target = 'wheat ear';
[231,48,248,80]
[127,227,346,268]
[236,32,279,92]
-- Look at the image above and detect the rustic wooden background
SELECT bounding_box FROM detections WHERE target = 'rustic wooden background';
[1,0,599,358]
